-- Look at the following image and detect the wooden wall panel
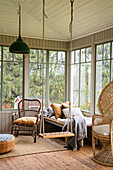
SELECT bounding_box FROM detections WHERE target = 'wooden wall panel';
[0,35,68,51]
[94,28,113,44]
[0,112,13,133]
[72,35,92,49]
[72,28,113,49]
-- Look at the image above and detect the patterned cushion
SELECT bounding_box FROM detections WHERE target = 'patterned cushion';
[61,102,69,118]
[13,117,37,127]
[0,134,14,141]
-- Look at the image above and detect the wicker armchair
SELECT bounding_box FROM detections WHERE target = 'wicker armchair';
[92,81,113,166]
[11,99,41,143]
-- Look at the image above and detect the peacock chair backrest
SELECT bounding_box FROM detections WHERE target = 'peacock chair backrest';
[98,81,113,116]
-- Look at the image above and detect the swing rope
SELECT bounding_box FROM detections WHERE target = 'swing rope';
[39,0,74,138]
[67,0,74,133]
[40,0,47,135]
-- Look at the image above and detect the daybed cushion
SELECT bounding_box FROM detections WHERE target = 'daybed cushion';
[61,101,70,105]
[93,124,109,136]
[61,102,76,110]
[61,103,69,109]
[61,102,69,118]
[62,107,83,118]
[51,103,62,119]
[13,117,37,127]
[84,116,92,127]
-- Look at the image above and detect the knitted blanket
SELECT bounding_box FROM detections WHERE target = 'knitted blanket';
[62,115,87,150]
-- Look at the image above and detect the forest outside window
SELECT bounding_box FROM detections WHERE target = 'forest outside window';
[49,51,65,104]
[1,46,23,110]
[95,42,113,113]
[71,47,91,112]
[29,49,46,107]
[29,49,66,108]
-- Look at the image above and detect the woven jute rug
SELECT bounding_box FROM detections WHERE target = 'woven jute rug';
[0,136,66,159]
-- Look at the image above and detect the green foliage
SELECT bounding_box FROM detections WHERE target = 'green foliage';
[80,102,90,111]
[49,51,65,103]
[29,50,65,105]
[2,47,23,109]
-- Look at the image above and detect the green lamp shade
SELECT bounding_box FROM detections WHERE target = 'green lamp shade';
[9,36,30,54]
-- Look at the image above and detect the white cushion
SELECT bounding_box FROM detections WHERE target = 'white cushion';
[50,116,68,124]
[50,116,56,119]
[57,118,68,124]
[62,108,83,118]
[93,124,109,136]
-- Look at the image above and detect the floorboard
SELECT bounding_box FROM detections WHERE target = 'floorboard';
[0,141,113,170]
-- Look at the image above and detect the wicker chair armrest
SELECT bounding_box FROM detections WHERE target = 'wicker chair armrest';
[35,115,39,123]
[92,114,113,126]
[12,112,19,122]
[110,120,113,141]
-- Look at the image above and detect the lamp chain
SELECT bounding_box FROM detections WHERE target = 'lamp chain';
[19,5,21,38]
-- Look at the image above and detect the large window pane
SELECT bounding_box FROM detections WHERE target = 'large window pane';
[0,47,1,60]
[29,50,65,107]
[95,43,111,113]
[71,64,79,106]
[49,51,57,63]
[58,51,65,64]
[3,47,23,61]
[80,63,91,111]
[29,63,46,98]
[0,47,1,109]
[30,49,46,63]
[29,49,46,107]
[71,47,91,111]
[49,51,65,103]
[112,42,113,58]
[3,47,23,109]
[81,49,85,62]
[71,51,74,64]
[75,50,80,63]
[103,43,110,59]
[86,47,91,62]
[96,44,103,60]
[111,60,113,81]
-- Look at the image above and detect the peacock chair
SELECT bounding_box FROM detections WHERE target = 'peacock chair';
[92,80,113,166]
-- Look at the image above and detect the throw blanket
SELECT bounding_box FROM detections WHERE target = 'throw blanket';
[62,115,87,150]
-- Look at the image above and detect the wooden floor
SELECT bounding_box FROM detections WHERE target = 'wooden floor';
[0,142,113,170]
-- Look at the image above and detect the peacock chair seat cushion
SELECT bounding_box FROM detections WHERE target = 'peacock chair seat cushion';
[93,124,109,136]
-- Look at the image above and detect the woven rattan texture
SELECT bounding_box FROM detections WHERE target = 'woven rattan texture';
[0,134,15,154]
[98,81,113,116]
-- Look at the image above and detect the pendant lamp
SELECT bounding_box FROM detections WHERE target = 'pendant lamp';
[9,5,30,54]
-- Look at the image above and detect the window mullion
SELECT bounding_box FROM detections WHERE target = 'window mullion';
[46,50,49,108]
[1,46,3,110]
[110,42,112,81]
[79,50,81,107]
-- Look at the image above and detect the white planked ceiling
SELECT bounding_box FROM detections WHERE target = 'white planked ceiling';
[0,0,113,41]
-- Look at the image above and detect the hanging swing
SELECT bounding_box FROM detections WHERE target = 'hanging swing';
[38,0,74,139]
